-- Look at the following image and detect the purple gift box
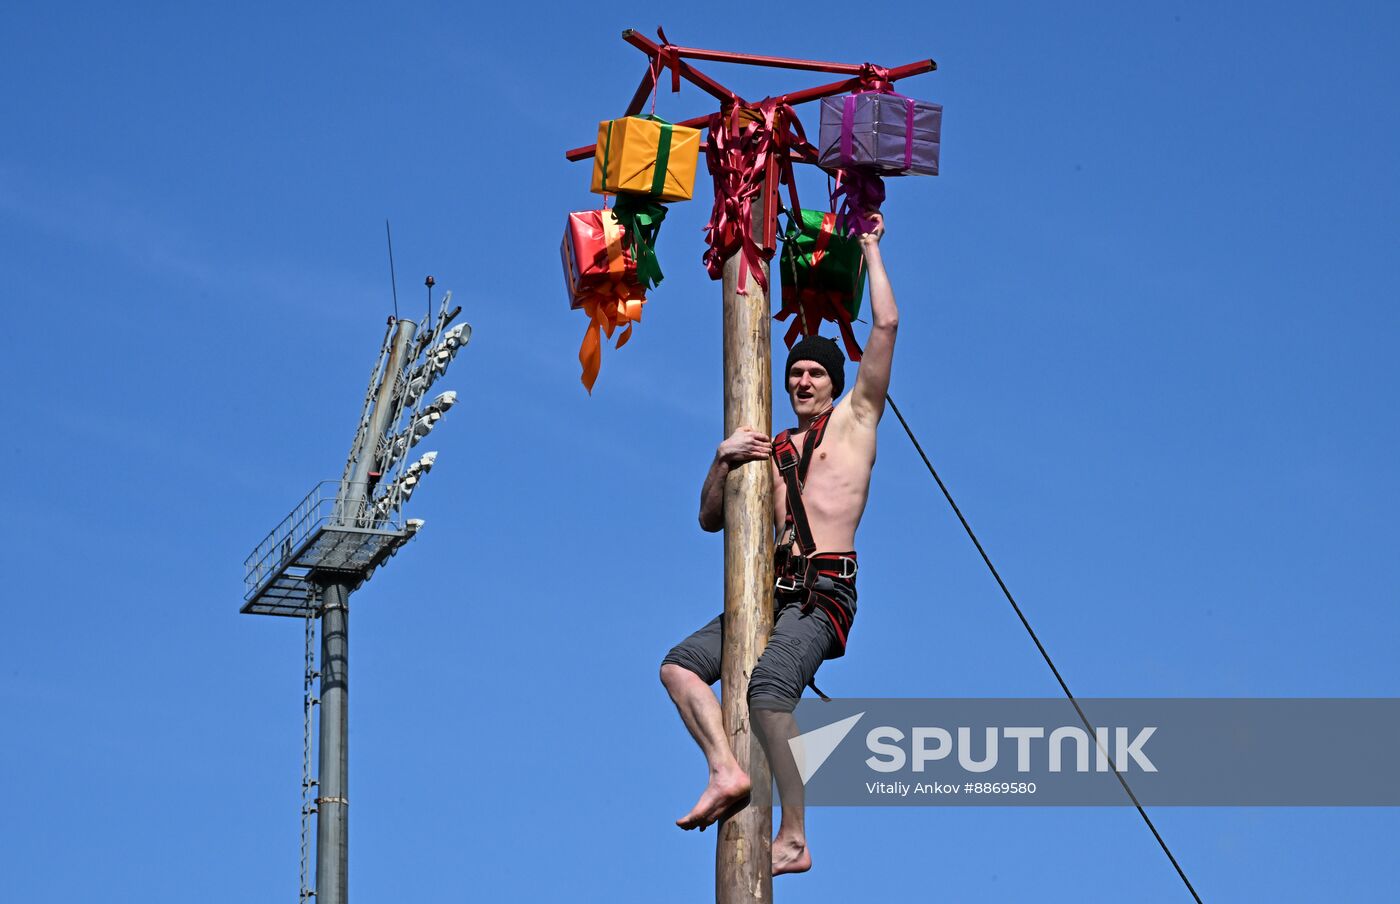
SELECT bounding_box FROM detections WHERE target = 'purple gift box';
[817,92,942,176]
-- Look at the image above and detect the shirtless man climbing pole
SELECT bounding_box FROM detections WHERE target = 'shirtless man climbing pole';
[660,212,897,876]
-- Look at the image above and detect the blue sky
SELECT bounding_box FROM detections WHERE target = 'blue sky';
[3,1,1397,901]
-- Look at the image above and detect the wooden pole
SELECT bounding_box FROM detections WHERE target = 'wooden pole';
[717,189,774,902]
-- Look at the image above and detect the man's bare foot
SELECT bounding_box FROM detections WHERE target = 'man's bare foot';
[676,768,752,831]
[772,832,811,876]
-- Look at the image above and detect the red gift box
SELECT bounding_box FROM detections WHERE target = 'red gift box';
[561,209,647,392]
[562,209,645,308]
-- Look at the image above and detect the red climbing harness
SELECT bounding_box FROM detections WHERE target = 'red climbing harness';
[771,406,858,658]
[772,407,832,585]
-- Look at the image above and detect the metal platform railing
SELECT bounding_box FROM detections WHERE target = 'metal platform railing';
[243,481,410,616]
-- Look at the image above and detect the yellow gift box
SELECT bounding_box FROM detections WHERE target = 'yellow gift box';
[590,115,700,202]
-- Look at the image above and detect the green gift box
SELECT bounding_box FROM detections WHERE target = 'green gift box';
[779,209,866,314]
[776,209,867,359]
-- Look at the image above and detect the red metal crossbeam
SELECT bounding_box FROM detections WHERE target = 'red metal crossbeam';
[565,112,714,161]
[563,60,935,161]
[666,46,882,76]
[777,59,937,107]
[564,29,935,161]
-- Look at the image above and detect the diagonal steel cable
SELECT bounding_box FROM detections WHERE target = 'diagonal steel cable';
[885,393,1204,904]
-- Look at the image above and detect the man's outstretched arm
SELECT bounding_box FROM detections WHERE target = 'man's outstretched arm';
[699,427,773,531]
[849,213,897,424]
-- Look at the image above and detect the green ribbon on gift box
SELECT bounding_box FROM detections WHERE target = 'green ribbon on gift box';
[612,194,668,290]
[645,114,673,198]
[600,119,615,194]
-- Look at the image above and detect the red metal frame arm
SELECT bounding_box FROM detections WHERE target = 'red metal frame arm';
[668,46,875,76]
[561,29,937,162]
[775,59,937,108]
[565,111,715,161]
[622,29,741,107]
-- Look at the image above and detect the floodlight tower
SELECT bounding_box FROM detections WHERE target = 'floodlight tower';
[242,289,471,904]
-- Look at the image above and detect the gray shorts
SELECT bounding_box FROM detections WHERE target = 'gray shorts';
[661,576,857,713]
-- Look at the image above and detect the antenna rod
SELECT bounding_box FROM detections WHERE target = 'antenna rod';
[385,220,400,320]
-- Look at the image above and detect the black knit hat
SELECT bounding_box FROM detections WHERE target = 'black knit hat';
[785,335,846,398]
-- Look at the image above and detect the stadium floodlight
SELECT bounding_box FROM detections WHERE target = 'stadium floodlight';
[441,323,471,349]
[403,326,472,407]
[402,372,429,407]
[378,396,455,474]
[409,449,437,475]
[414,410,442,435]
[384,517,427,562]
[424,390,457,415]
[369,451,438,522]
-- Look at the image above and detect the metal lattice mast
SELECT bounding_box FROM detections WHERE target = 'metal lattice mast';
[337,322,398,494]
[242,289,472,904]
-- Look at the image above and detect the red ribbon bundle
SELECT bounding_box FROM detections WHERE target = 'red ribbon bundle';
[857,62,894,93]
[702,98,807,295]
[828,168,885,239]
[777,287,864,362]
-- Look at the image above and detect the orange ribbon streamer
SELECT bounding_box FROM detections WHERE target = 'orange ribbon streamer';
[578,286,644,393]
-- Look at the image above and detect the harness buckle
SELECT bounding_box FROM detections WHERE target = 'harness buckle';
[774,445,799,472]
[836,556,858,580]
[774,552,811,595]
